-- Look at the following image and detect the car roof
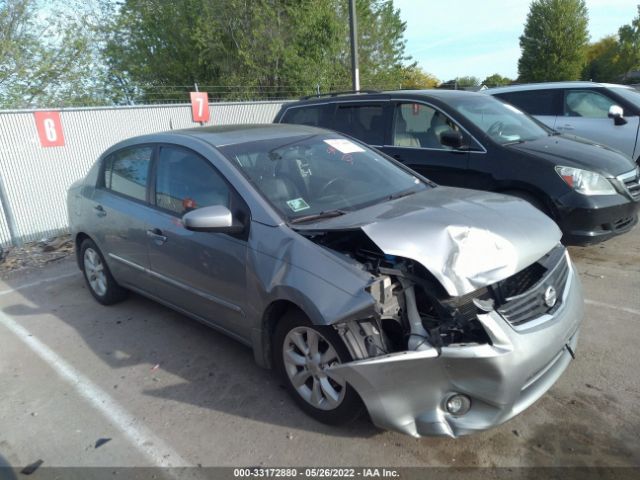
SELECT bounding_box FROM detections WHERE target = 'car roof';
[289,89,488,106]
[152,123,327,148]
[485,81,634,94]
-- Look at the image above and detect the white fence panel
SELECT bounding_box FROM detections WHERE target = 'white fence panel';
[0,101,287,246]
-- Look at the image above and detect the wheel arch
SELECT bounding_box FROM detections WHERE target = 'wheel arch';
[74,232,92,270]
[496,184,557,220]
[254,299,310,369]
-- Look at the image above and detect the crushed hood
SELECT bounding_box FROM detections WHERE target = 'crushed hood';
[295,187,562,297]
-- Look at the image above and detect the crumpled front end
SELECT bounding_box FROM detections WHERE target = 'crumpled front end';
[312,236,583,437]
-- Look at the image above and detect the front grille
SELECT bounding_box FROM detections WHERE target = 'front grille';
[619,168,640,201]
[496,246,570,327]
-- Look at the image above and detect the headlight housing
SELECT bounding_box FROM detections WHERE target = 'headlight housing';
[555,166,616,195]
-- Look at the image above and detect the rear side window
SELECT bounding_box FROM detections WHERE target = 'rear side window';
[281,105,329,127]
[333,104,385,144]
[495,90,561,116]
[155,146,230,216]
[564,90,616,118]
[103,146,152,202]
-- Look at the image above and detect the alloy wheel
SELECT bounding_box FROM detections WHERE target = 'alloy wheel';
[282,326,346,411]
[83,247,107,297]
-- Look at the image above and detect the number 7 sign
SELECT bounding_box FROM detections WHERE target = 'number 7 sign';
[190,92,210,123]
[34,111,65,147]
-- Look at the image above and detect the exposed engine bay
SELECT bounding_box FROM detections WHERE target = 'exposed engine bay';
[300,228,566,361]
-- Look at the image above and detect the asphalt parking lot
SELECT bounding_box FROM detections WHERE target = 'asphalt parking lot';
[0,227,639,471]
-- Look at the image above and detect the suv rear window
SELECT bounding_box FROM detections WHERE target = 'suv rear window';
[495,90,561,116]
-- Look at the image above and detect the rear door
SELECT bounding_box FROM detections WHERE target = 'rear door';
[493,89,562,129]
[91,145,155,288]
[557,88,639,158]
[144,145,250,338]
[380,101,478,186]
[326,102,391,147]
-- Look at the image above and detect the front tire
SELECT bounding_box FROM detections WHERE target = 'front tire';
[80,238,127,305]
[274,310,363,425]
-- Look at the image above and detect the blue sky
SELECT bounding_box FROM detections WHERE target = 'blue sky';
[394,0,638,82]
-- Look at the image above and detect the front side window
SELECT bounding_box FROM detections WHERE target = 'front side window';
[448,95,549,145]
[155,146,230,216]
[103,146,152,201]
[220,134,428,222]
[564,90,616,118]
[392,103,462,149]
[332,104,385,144]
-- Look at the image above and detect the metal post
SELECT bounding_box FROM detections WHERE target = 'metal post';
[348,0,360,92]
[0,172,21,247]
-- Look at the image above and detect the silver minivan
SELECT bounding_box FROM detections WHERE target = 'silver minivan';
[67,124,583,437]
[487,82,640,164]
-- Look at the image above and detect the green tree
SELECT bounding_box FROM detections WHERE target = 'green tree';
[482,73,512,87]
[399,66,439,89]
[582,36,622,82]
[0,0,104,108]
[442,76,481,89]
[617,5,640,81]
[103,0,411,102]
[518,0,589,82]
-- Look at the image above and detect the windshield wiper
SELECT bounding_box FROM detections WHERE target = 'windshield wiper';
[289,209,348,224]
[388,188,419,201]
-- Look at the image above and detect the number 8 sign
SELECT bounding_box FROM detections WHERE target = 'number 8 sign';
[34,111,65,147]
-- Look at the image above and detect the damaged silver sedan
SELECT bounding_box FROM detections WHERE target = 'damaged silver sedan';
[68,124,583,437]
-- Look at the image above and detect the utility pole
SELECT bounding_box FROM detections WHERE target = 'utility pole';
[348,0,360,91]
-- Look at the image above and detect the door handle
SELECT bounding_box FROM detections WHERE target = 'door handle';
[93,205,106,217]
[559,124,574,131]
[146,228,168,244]
[392,154,402,160]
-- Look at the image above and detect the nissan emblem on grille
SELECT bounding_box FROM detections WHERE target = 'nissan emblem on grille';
[544,286,557,308]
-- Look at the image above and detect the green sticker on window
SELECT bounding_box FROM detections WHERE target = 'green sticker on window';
[286,197,310,212]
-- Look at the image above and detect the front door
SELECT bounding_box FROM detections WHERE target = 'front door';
[381,102,472,187]
[144,145,249,338]
[557,88,640,159]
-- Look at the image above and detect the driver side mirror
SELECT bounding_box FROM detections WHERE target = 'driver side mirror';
[608,105,627,126]
[182,205,244,233]
[440,130,465,149]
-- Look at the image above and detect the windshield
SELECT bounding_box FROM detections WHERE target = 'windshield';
[449,95,550,144]
[611,86,640,108]
[220,134,428,222]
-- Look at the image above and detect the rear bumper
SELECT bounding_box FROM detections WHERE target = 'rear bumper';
[330,262,583,437]
[555,192,639,245]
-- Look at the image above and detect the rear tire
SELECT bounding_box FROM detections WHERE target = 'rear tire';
[274,310,363,425]
[80,238,127,305]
